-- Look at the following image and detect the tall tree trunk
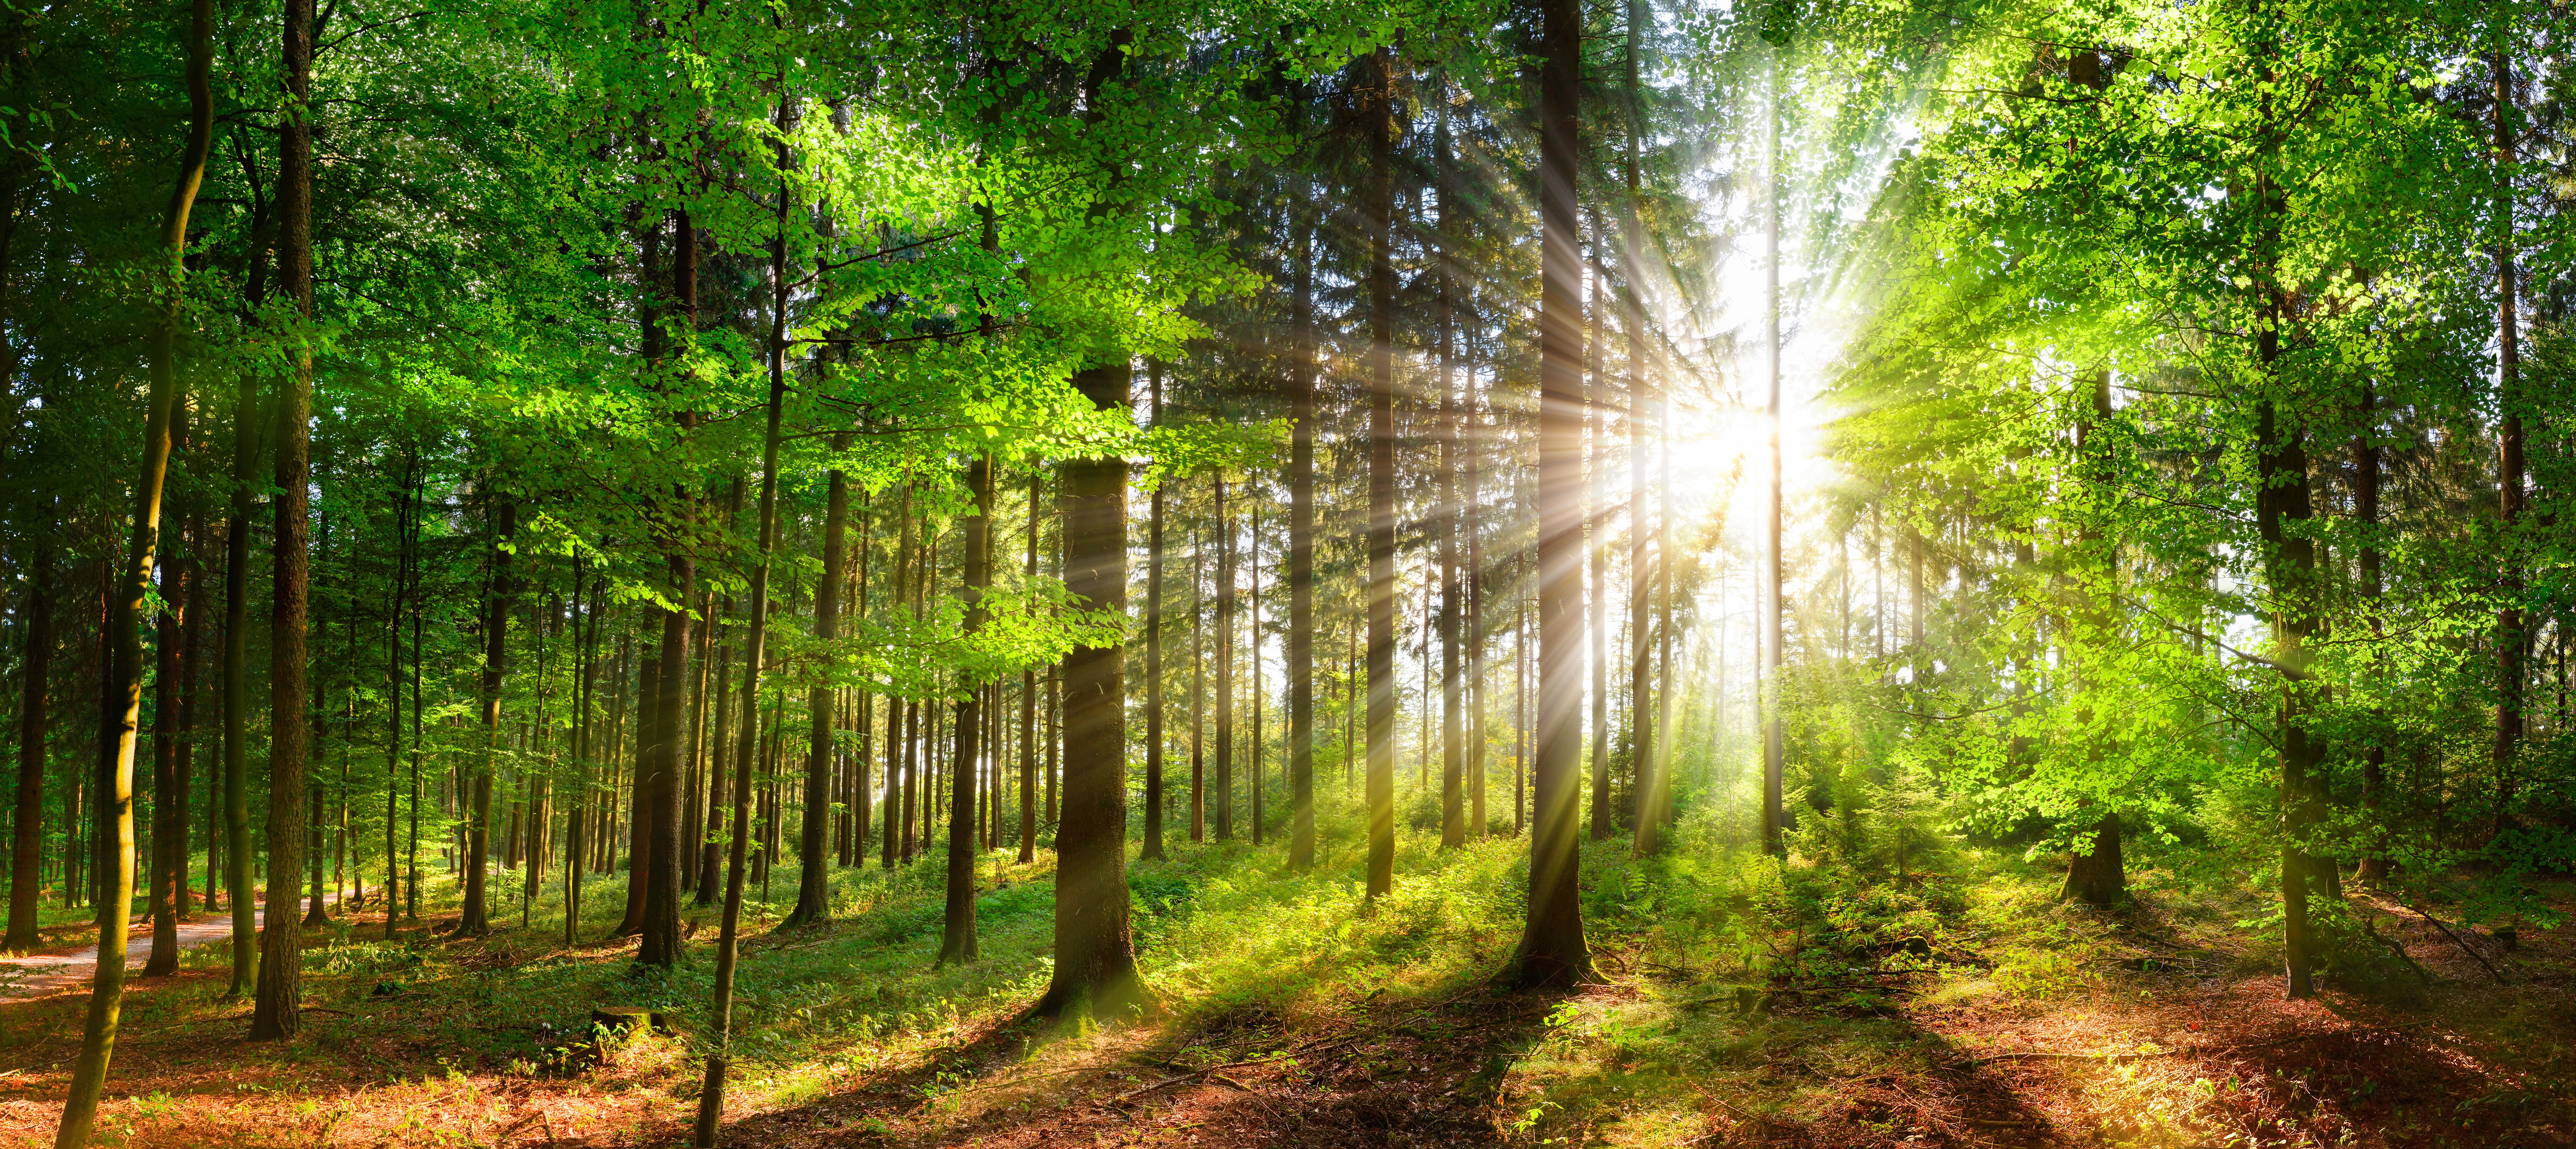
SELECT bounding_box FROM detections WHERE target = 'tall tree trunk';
[250,0,311,1042]
[2355,387,2388,883]
[1191,517,1207,842]
[1758,46,1787,857]
[1285,77,1318,870]
[459,501,514,935]
[1144,372,1168,861]
[145,423,191,974]
[1035,33,1141,1020]
[8,529,49,953]
[616,655,659,937]
[59,0,211,1129]
[1362,44,1398,901]
[1586,215,1610,843]
[2493,47,2523,820]
[696,113,793,1138]
[1019,473,1038,863]
[2254,123,2320,995]
[1435,78,1464,852]
[939,454,992,963]
[1622,0,1660,858]
[1214,476,1234,842]
[640,200,701,967]
[1520,0,1592,987]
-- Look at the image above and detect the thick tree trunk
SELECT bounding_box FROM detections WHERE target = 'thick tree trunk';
[1362,45,1398,901]
[1520,0,1592,987]
[1037,37,1142,1010]
[249,0,311,1042]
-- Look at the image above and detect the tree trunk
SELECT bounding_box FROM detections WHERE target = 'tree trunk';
[249,0,311,1042]
[939,454,992,963]
[460,501,515,935]
[616,655,659,937]
[1019,474,1038,863]
[1214,476,1234,842]
[1622,0,1660,858]
[1144,372,1168,861]
[146,445,190,974]
[1520,0,1592,987]
[9,531,49,953]
[2493,48,2523,820]
[1362,44,1398,901]
[1759,47,1787,857]
[59,2,211,1130]
[1285,79,1318,869]
[1036,38,1142,1016]
[2355,387,2388,883]
[1435,80,1463,852]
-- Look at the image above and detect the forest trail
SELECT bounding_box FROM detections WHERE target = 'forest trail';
[0,892,342,1001]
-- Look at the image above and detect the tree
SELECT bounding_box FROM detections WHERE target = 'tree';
[56,0,210,1134]
[250,0,314,1043]
[1520,0,1592,989]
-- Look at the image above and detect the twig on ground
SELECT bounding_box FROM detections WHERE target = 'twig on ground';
[2405,902,2508,984]
[2360,915,2433,984]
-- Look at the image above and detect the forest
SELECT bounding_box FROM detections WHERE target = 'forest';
[0,0,2570,1145]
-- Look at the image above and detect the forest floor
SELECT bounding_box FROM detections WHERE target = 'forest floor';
[0,822,2566,1148]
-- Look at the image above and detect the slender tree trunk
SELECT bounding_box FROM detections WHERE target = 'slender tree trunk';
[1018,474,1038,863]
[1622,0,1659,858]
[459,502,514,935]
[1586,219,1611,843]
[1144,372,1168,862]
[1758,47,1787,857]
[9,531,49,953]
[249,0,311,1041]
[1192,518,1206,843]
[1435,81,1463,852]
[696,113,794,1138]
[616,656,660,937]
[1215,477,1234,842]
[2356,388,2388,883]
[146,437,190,974]
[58,2,211,1129]
[1520,0,1592,986]
[1286,83,1318,869]
[1362,44,1398,901]
[939,454,992,963]
[2493,47,2523,819]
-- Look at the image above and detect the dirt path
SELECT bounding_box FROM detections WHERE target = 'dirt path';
[0,892,343,1000]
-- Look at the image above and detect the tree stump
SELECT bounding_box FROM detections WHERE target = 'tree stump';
[591,1006,671,1035]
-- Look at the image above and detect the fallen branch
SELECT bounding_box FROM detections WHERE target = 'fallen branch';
[2360,915,2433,985]
[2405,902,2507,984]
[1973,1047,2177,1063]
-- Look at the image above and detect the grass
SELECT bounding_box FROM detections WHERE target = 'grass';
[0,803,2567,1147]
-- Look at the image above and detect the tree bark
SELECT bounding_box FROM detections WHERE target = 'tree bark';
[1285,78,1318,869]
[1362,44,1398,901]
[1435,80,1463,852]
[1144,372,1168,861]
[1036,36,1141,1016]
[2493,47,2523,818]
[1521,0,1593,987]
[1759,47,1787,857]
[8,530,48,953]
[60,0,211,1129]
[2355,386,2388,883]
[459,500,515,935]
[249,0,311,1042]
[939,454,992,963]
[1214,476,1234,842]
[1019,473,1038,863]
